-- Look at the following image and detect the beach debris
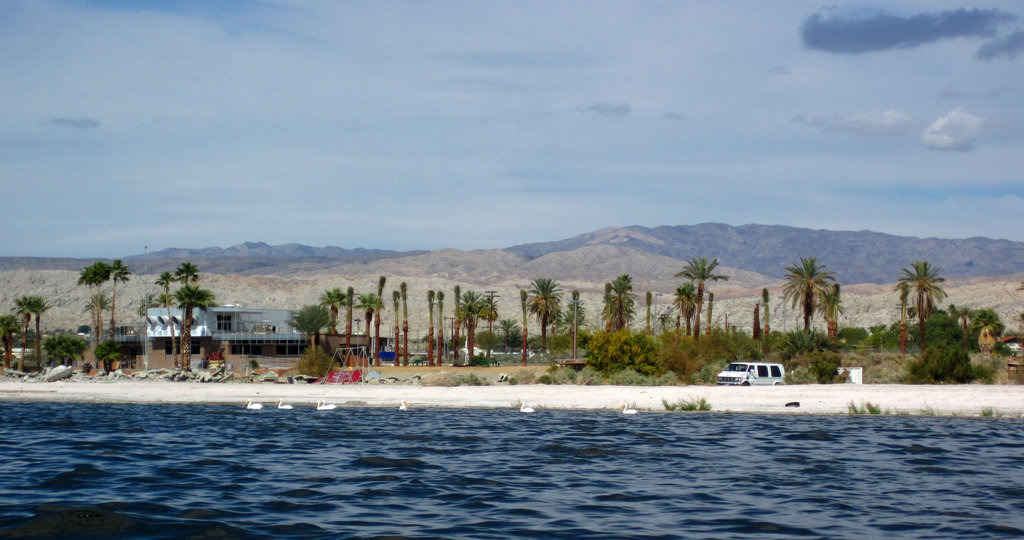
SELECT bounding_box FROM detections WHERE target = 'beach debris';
[785,402,800,408]
[44,365,73,383]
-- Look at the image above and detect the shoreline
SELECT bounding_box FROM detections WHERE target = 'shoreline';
[2,379,1023,416]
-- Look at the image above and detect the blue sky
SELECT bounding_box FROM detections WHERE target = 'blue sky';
[1,1,1022,257]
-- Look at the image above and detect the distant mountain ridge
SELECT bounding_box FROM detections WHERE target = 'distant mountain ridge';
[1,224,1022,284]
[507,223,1024,284]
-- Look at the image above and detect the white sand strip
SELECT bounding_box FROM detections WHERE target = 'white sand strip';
[2,381,1023,416]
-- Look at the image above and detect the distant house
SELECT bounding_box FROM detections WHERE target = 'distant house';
[1000,336,1023,357]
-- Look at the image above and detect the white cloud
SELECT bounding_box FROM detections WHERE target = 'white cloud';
[922,107,983,151]
[795,110,915,136]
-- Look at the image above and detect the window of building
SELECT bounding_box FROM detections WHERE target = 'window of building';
[216,314,233,332]
[230,344,262,355]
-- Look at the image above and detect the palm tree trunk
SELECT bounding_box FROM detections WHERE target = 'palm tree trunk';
[394,323,400,367]
[402,321,409,365]
[427,326,434,367]
[453,325,461,364]
[109,280,117,339]
[374,317,381,367]
[693,285,704,340]
[467,321,476,362]
[35,315,42,369]
[181,307,193,372]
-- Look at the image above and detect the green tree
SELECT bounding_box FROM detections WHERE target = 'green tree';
[896,261,947,353]
[175,262,199,285]
[528,278,562,352]
[452,285,462,364]
[602,274,635,331]
[44,334,88,367]
[95,339,123,373]
[175,284,215,371]
[78,261,110,341]
[0,314,19,369]
[319,288,347,333]
[782,257,835,332]
[822,283,843,340]
[519,290,529,365]
[457,291,488,361]
[673,282,697,334]
[675,257,729,340]
[392,290,401,366]
[586,330,659,376]
[947,304,975,349]
[290,304,331,350]
[436,291,445,364]
[155,272,178,366]
[970,308,1004,354]
[356,293,378,359]
[14,296,48,371]
[499,319,521,351]
[107,259,131,338]
[906,342,975,383]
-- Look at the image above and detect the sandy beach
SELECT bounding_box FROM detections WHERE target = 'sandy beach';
[2,371,1022,416]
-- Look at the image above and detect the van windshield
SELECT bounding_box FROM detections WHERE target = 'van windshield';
[725,363,748,372]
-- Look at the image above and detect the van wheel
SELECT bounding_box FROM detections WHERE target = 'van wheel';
[741,381,750,386]
[774,381,784,386]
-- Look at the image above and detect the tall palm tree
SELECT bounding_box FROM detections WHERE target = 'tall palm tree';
[436,291,445,365]
[452,285,461,363]
[753,301,761,342]
[896,282,911,355]
[646,291,653,334]
[356,293,378,362]
[705,292,714,335]
[319,288,347,333]
[458,291,487,361]
[762,288,771,352]
[528,278,562,353]
[14,297,34,371]
[345,287,355,351]
[175,262,199,285]
[896,261,947,353]
[155,272,178,366]
[426,290,435,366]
[175,285,215,372]
[822,283,843,341]
[374,276,387,365]
[400,282,409,364]
[86,294,110,347]
[675,257,730,340]
[78,262,110,341]
[782,257,836,332]
[392,290,401,366]
[290,305,331,350]
[0,314,20,369]
[29,296,50,367]
[673,282,697,334]
[107,259,131,338]
[519,290,529,366]
[601,275,635,331]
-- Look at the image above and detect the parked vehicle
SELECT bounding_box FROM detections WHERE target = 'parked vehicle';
[716,362,785,386]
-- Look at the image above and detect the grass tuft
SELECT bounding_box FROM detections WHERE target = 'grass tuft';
[663,396,712,411]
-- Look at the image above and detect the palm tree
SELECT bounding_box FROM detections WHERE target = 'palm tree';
[400,282,409,364]
[290,305,331,350]
[673,282,697,334]
[762,288,771,352]
[44,334,88,367]
[822,283,843,341]
[896,261,947,353]
[95,339,123,373]
[392,290,401,366]
[458,291,487,361]
[519,290,529,366]
[175,262,199,285]
[426,290,435,366]
[753,301,761,342]
[499,319,520,352]
[174,284,215,372]
[86,294,110,347]
[356,293,378,362]
[705,292,714,335]
[645,291,653,334]
[107,259,131,338]
[452,285,461,363]
[28,296,50,367]
[374,276,387,365]
[948,304,975,350]
[602,275,635,331]
[436,291,445,365]
[971,308,1004,354]
[345,286,355,351]
[0,314,19,369]
[78,262,110,341]
[782,257,836,332]
[675,257,730,340]
[14,296,34,371]
[137,294,161,317]
[528,278,562,353]
[320,288,347,333]
[155,272,178,366]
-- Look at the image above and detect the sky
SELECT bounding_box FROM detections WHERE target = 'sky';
[1,0,1022,258]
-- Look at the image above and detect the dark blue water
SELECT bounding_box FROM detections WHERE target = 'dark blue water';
[1,403,1022,539]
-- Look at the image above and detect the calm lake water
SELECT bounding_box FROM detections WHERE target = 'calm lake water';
[0,402,1022,538]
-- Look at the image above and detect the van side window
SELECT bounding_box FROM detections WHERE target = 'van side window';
[757,365,768,377]
[770,366,782,377]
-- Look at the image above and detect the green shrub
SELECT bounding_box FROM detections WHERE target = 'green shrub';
[586,330,659,375]
[692,358,728,385]
[548,367,578,385]
[657,329,761,381]
[537,374,552,384]
[779,330,835,361]
[509,370,539,385]
[576,366,604,385]
[609,368,656,385]
[653,371,680,386]
[786,351,842,383]
[848,400,887,415]
[905,343,976,383]
[663,396,712,411]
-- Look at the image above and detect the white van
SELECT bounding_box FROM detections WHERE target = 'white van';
[716,362,785,386]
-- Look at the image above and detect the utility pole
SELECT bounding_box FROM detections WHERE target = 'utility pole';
[484,290,499,359]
